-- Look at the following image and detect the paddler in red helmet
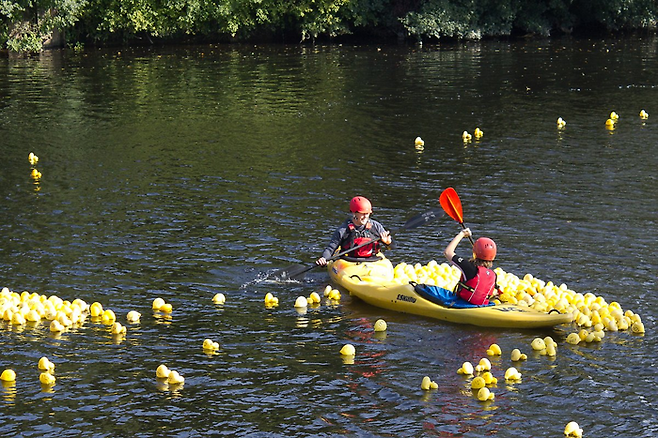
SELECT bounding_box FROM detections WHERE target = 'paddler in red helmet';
[444,228,499,305]
[316,196,392,266]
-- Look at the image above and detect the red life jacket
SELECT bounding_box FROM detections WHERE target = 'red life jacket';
[456,266,496,305]
[344,222,380,258]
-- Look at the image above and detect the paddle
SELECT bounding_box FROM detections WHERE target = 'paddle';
[272,207,443,280]
[439,187,475,245]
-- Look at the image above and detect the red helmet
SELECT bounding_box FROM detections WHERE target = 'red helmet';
[349,196,372,214]
[474,237,497,261]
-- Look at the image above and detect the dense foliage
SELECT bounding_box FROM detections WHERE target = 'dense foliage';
[1,0,657,52]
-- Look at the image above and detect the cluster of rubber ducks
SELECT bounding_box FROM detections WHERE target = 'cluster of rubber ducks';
[461,127,484,143]
[152,297,173,313]
[1,356,57,388]
[288,285,342,311]
[556,109,648,133]
[28,152,42,183]
[392,260,645,337]
[155,364,185,386]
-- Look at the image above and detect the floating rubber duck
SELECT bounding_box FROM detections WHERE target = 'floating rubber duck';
[126,310,141,323]
[110,322,127,335]
[557,117,567,128]
[610,111,619,120]
[308,292,321,304]
[473,127,484,139]
[212,293,226,304]
[374,319,387,332]
[462,131,472,142]
[159,302,173,313]
[101,309,116,324]
[486,343,501,356]
[167,370,185,384]
[28,152,39,165]
[0,369,16,382]
[510,349,527,361]
[39,371,56,386]
[476,387,494,401]
[328,289,341,301]
[49,320,65,332]
[471,376,486,390]
[38,357,55,373]
[420,376,438,390]
[264,293,279,307]
[31,169,42,180]
[475,358,491,372]
[340,344,355,357]
[323,285,332,297]
[605,118,615,129]
[90,302,103,317]
[152,297,165,310]
[504,367,522,381]
[566,333,581,345]
[156,364,170,379]
[414,137,425,151]
[457,362,474,375]
[640,109,649,119]
[631,321,645,334]
[11,312,26,325]
[531,337,546,351]
[294,296,308,308]
[481,371,497,385]
[564,421,583,437]
[203,338,220,351]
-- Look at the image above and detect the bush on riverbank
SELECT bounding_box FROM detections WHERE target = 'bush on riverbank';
[2,0,657,53]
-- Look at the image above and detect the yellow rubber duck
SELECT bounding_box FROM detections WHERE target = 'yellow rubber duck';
[110,322,127,335]
[30,169,42,180]
[631,321,645,334]
[605,118,615,129]
[481,372,497,385]
[564,421,583,437]
[158,301,172,313]
[374,319,387,332]
[420,376,437,390]
[531,337,546,351]
[640,109,649,119]
[462,131,472,142]
[156,364,171,379]
[264,293,279,307]
[486,343,501,356]
[38,357,55,373]
[152,297,165,310]
[294,296,308,308]
[457,362,474,375]
[557,117,567,128]
[0,369,16,382]
[126,310,141,323]
[476,387,494,401]
[212,293,226,304]
[39,371,56,386]
[328,289,341,301]
[471,376,486,390]
[504,367,522,381]
[167,370,185,384]
[308,292,321,304]
[49,320,65,332]
[473,128,484,139]
[28,152,39,165]
[566,333,581,345]
[414,137,425,151]
[203,338,220,351]
[610,111,619,120]
[340,344,356,356]
[475,358,491,372]
[101,309,116,324]
[90,302,103,317]
[323,285,332,297]
[510,348,527,361]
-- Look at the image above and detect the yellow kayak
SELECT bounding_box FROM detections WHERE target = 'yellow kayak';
[328,256,573,329]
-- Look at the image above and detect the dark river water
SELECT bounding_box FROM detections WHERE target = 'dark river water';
[1,37,656,437]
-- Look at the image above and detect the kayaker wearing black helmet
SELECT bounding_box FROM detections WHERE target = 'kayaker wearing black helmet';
[316,196,392,266]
